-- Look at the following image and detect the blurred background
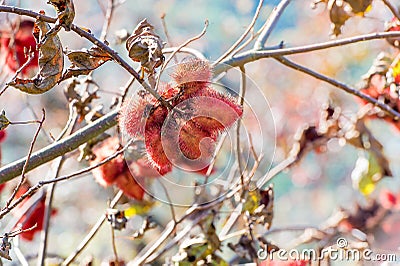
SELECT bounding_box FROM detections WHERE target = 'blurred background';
[0,0,399,264]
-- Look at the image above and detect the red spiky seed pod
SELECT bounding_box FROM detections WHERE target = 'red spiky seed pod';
[119,59,243,175]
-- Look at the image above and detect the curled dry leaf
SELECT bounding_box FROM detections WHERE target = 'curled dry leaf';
[7,17,63,94]
[0,110,10,131]
[61,46,112,81]
[48,0,75,31]
[126,19,165,72]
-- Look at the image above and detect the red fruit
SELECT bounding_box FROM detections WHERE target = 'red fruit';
[13,183,57,241]
[114,171,145,200]
[0,183,5,193]
[91,137,162,200]
[119,59,243,174]
[0,20,39,75]
[91,137,125,186]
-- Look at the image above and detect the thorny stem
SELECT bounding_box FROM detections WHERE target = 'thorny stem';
[62,190,124,266]
[3,109,45,210]
[213,0,264,65]
[254,0,292,50]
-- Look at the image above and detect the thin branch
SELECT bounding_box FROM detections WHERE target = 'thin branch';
[155,19,208,96]
[273,56,400,119]
[36,157,64,266]
[162,47,207,60]
[255,155,297,189]
[382,0,400,22]
[0,51,36,97]
[62,190,124,266]
[237,66,246,190]
[215,31,400,74]
[160,20,208,75]
[100,0,114,41]
[3,109,45,209]
[0,5,170,108]
[0,109,118,184]
[160,13,178,64]
[37,107,78,266]
[213,0,264,65]
[0,137,133,220]
[110,225,119,264]
[254,0,292,50]
[157,179,177,223]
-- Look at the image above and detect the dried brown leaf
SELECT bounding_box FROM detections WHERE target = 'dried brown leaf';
[61,46,112,81]
[7,18,63,94]
[126,19,165,72]
[48,0,75,31]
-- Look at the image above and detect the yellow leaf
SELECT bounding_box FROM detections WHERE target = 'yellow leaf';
[124,200,156,217]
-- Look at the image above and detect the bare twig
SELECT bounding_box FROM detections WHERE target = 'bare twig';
[3,109,45,209]
[160,13,178,64]
[237,66,246,190]
[157,179,177,223]
[36,157,64,266]
[0,139,133,220]
[0,51,36,97]
[162,47,207,60]
[110,225,119,264]
[37,107,78,266]
[214,0,264,65]
[0,109,118,184]
[382,0,400,22]
[215,31,400,74]
[254,0,292,50]
[62,190,124,266]
[160,19,208,76]
[100,0,114,41]
[273,56,400,119]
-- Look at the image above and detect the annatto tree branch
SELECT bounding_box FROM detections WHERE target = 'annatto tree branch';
[1,5,400,186]
[0,5,169,107]
[215,31,400,74]
[0,110,117,183]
